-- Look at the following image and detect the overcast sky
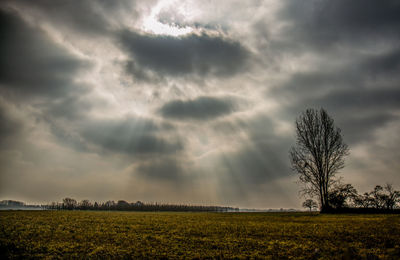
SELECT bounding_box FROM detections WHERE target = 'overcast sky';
[1,0,399,208]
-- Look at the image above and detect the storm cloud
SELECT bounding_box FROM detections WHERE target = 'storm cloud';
[266,0,400,148]
[0,8,87,98]
[136,157,187,181]
[119,30,249,78]
[81,117,183,156]
[2,0,145,36]
[0,104,21,148]
[159,96,236,121]
[280,0,400,48]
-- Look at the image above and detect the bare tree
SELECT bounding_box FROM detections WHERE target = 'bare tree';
[328,183,358,209]
[382,184,400,210]
[79,199,92,210]
[366,184,400,210]
[302,199,318,211]
[62,197,77,210]
[354,192,373,208]
[369,185,386,209]
[290,108,349,211]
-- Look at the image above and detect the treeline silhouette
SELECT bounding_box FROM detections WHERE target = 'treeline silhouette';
[0,200,42,209]
[305,183,400,213]
[0,200,25,207]
[44,198,239,212]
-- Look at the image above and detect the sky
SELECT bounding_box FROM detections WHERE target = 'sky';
[0,0,399,208]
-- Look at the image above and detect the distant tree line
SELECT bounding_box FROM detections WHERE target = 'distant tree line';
[44,198,239,212]
[0,200,42,209]
[303,183,400,213]
[0,200,25,207]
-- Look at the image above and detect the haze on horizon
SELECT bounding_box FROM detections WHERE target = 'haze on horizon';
[0,0,399,208]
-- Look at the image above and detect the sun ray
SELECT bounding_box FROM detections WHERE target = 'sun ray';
[142,0,193,36]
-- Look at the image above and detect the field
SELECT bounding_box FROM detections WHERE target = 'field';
[1,211,400,259]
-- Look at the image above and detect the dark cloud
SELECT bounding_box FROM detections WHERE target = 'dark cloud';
[216,115,292,187]
[44,115,182,157]
[221,142,291,186]
[338,113,399,145]
[281,0,400,48]
[273,70,360,102]
[80,117,183,156]
[159,96,236,121]
[0,7,96,155]
[296,87,400,145]
[23,1,109,34]
[118,30,249,78]
[273,43,400,102]
[136,157,186,181]
[0,104,21,148]
[39,94,94,121]
[276,71,400,115]
[362,48,400,76]
[0,8,87,98]
[48,122,91,154]
[273,72,400,146]
[309,87,400,113]
[268,23,400,146]
[2,0,140,36]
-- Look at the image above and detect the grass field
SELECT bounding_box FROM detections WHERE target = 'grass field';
[1,211,400,259]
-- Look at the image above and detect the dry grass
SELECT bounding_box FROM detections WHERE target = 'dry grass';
[1,211,400,259]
